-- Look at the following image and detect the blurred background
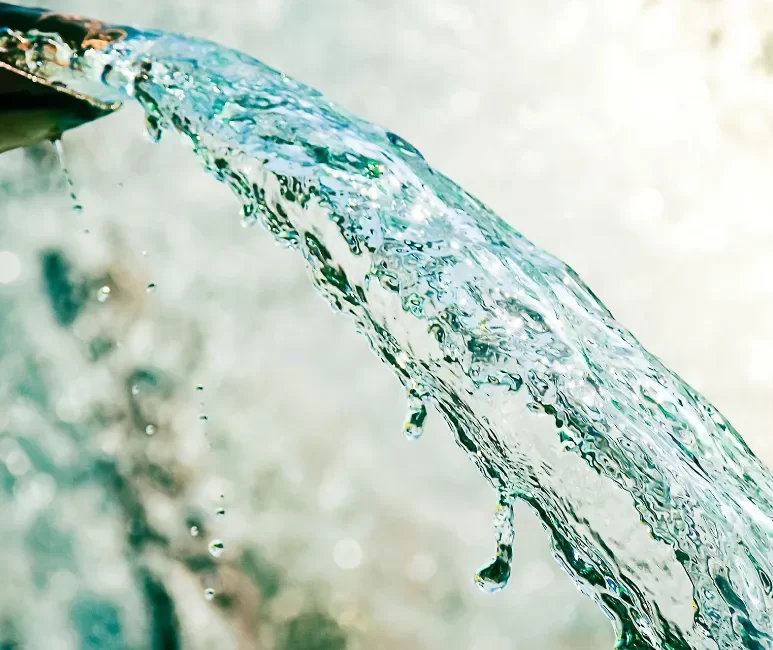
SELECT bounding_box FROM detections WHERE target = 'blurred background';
[2,0,773,648]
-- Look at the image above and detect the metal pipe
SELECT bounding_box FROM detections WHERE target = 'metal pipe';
[0,3,130,153]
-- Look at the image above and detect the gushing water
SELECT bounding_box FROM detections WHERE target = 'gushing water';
[4,25,773,650]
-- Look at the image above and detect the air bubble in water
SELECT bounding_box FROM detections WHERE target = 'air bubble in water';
[404,388,428,440]
[196,384,204,392]
[208,539,225,558]
[131,385,140,396]
[475,496,515,594]
[146,282,156,293]
[190,525,200,537]
[97,286,111,303]
[199,414,208,421]
[204,588,215,601]
[215,507,225,518]
[145,424,157,436]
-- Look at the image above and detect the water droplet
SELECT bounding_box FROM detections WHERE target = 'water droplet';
[145,424,157,436]
[215,507,225,519]
[146,282,156,293]
[97,286,111,303]
[474,496,515,594]
[475,556,513,594]
[204,588,215,601]
[190,525,200,537]
[131,385,140,396]
[208,539,225,558]
[404,388,428,440]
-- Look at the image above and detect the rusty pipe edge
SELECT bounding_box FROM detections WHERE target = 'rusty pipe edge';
[0,2,133,153]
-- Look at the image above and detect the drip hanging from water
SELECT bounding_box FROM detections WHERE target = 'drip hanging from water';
[475,496,515,594]
[144,113,163,143]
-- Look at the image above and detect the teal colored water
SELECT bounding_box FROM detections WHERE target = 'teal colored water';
[3,26,773,649]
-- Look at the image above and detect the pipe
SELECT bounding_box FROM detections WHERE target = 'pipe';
[0,3,130,153]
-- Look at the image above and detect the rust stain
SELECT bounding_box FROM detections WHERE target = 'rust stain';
[36,12,129,52]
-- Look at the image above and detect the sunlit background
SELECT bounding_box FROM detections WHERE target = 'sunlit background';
[2,0,773,648]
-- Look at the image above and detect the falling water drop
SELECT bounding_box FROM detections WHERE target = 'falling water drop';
[208,539,225,558]
[145,424,157,436]
[96,286,111,303]
[404,387,428,440]
[52,138,83,214]
[190,525,200,537]
[204,588,215,601]
[475,496,515,594]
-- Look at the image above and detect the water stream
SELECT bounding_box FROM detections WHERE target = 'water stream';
[2,25,773,650]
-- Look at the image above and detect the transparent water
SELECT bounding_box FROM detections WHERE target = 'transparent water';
[3,26,773,650]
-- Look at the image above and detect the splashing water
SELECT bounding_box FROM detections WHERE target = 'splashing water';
[4,26,773,650]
